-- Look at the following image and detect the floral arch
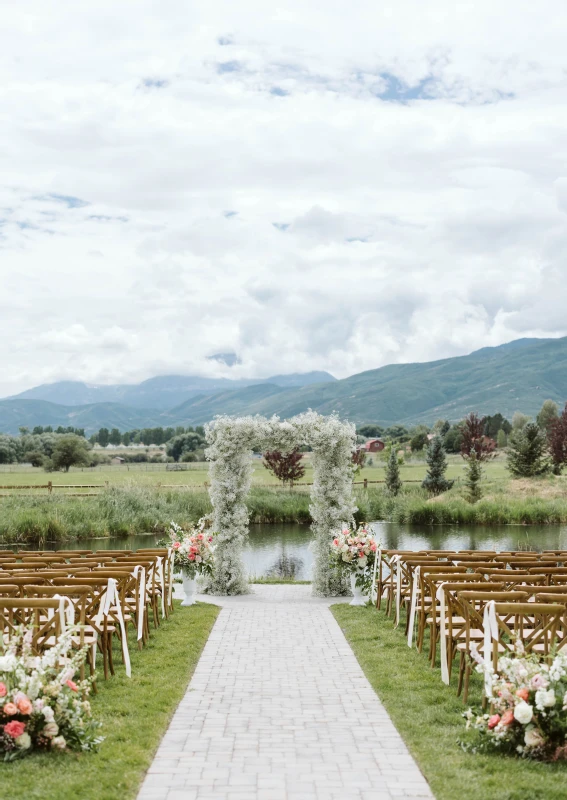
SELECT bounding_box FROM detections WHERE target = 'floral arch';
[204,411,357,596]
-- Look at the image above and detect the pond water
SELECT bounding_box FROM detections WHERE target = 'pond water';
[9,521,567,579]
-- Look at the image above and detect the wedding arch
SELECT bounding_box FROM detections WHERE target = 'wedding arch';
[204,411,357,596]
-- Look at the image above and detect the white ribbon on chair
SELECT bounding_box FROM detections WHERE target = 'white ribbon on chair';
[435,583,450,685]
[370,546,379,604]
[482,599,499,695]
[48,595,75,633]
[167,548,175,607]
[95,577,131,678]
[391,555,402,627]
[132,566,146,642]
[156,556,166,618]
[407,567,420,647]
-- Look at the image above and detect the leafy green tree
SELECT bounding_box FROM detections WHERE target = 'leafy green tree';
[410,432,428,452]
[464,449,483,503]
[385,447,402,496]
[422,436,454,496]
[0,435,20,464]
[384,424,410,442]
[26,451,45,468]
[97,428,110,448]
[537,399,559,433]
[507,423,550,478]
[512,411,531,431]
[109,428,122,446]
[357,424,384,438]
[483,413,512,438]
[443,425,463,454]
[496,429,507,449]
[32,426,44,435]
[121,431,132,446]
[433,419,451,436]
[547,403,567,475]
[166,432,205,462]
[48,435,91,472]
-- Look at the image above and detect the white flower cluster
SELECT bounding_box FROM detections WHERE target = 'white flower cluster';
[205,412,357,596]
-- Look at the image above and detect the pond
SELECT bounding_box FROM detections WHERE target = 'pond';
[12,521,567,580]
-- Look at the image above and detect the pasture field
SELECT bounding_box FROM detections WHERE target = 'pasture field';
[0,454,508,491]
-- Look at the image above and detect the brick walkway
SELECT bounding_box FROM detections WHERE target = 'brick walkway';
[137,585,433,800]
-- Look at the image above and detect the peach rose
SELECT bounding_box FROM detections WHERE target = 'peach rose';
[487,714,500,729]
[66,680,78,692]
[516,688,529,702]
[0,683,6,697]
[500,709,515,726]
[3,703,18,716]
[17,697,33,715]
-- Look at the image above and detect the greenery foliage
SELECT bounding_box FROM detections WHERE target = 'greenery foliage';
[422,436,454,496]
[507,422,550,478]
[385,447,402,496]
[463,449,482,503]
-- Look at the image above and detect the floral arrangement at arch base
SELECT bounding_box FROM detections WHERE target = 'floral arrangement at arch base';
[162,518,216,579]
[329,523,378,597]
[0,627,103,760]
[462,642,567,760]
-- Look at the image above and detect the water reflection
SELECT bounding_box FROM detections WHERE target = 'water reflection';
[9,521,567,579]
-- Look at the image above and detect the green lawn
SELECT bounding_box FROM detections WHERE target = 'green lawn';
[1,601,220,800]
[332,604,567,800]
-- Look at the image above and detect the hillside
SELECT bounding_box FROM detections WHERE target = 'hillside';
[1,337,567,433]
[10,371,335,409]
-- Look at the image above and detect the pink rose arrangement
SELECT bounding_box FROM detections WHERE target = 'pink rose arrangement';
[164,518,216,579]
[463,644,567,760]
[0,627,103,761]
[329,523,379,596]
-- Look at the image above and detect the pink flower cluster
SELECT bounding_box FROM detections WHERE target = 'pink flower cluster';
[464,649,567,758]
[168,518,216,577]
[330,524,378,568]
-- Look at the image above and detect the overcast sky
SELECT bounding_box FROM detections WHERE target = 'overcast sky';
[1,1,566,396]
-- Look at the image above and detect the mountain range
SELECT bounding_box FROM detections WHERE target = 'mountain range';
[1,337,567,434]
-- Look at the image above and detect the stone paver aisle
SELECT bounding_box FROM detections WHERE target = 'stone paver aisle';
[138,585,433,800]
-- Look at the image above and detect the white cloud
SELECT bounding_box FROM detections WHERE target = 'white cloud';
[0,0,567,396]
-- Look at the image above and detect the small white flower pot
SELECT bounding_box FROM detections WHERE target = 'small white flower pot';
[181,571,197,606]
[349,572,368,606]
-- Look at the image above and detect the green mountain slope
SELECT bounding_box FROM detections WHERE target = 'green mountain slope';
[2,337,567,432]
[0,400,160,435]
[167,337,567,426]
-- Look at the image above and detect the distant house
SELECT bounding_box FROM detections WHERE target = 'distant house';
[111,456,125,465]
[364,438,385,453]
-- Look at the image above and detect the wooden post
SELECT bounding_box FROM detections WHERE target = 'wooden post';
[105,480,109,489]
[363,478,368,489]
[47,481,52,495]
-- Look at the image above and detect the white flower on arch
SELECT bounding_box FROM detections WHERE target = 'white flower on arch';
[205,411,358,596]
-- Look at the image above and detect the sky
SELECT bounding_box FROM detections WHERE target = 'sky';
[1,0,567,396]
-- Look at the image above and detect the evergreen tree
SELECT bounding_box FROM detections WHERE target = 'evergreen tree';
[385,447,402,496]
[422,436,454,496]
[464,448,482,503]
[507,422,550,477]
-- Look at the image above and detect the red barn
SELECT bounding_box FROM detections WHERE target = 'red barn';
[364,438,385,453]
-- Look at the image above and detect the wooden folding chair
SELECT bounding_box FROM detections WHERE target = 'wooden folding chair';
[454,590,529,701]
[0,598,65,655]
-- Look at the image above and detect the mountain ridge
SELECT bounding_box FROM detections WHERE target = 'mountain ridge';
[1,337,566,434]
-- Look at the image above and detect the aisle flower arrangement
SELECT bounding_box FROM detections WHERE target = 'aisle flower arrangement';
[166,518,215,579]
[0,627,103,761]
[330,523,379,596]
[463,643,567,759]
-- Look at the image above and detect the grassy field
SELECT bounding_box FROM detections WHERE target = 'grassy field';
[0,455,481,490]
[1,456,567,544]
[2,600,220,800]
[332,604,567,800]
